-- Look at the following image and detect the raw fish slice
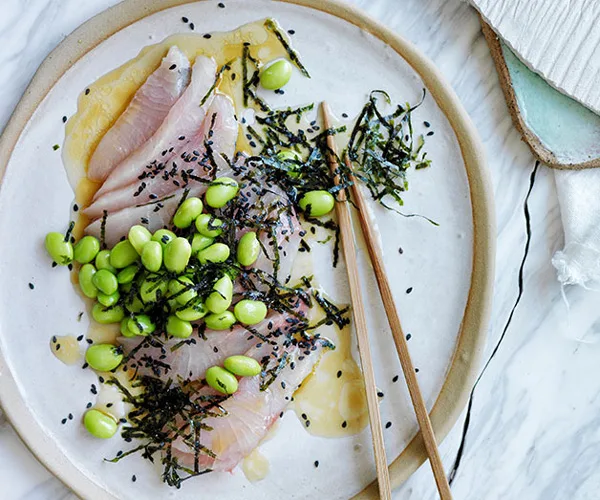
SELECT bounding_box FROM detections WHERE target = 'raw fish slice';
[172,338,325,472]
[119,310,299,380]
[85,94,237,219]
[93,56,218,198]
[88,46,191,182]
[84,185,204,247]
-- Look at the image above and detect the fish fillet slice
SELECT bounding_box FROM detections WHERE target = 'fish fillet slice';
[92,56,218,198]
[88,46,191,182]
[85,94,237,219]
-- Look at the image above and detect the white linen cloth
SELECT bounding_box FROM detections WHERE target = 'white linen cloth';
[552,169,600,288]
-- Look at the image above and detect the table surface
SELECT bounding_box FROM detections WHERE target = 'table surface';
[2,0,599,499]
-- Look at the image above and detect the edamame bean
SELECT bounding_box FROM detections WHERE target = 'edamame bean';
[127,314,155,336]
[205,274,233,314]
[73,236,100,264]
[140,275,168,303]
[205,177,239,209]
[173,197,203,228]
[195,214,224,238]
[85,343,123,371]
[224,355,262,377]
[84,409,117,439]
[152,229,176,249]
[92,269,119,295]
[78,264,98,299]
[92,269,118,295]
[175,302,207,321]
[110,240,139,269]
[205,310,236,331]
[237,232,260,266]
[92,303,125,324]
[234,299,267,325]
[166,315,193,338]
[168,276,197,305]
[277,149,302,177]
[260,59,293,90]
[120,318,136,338]
[141,240,163,272]
[95,250,116,274]
[128,225,152,254]
[98,291,119,307]
[117,264,138,285]
[191,233,214,253]
[45,232,73,265]
[299,190,335,217]
[164,237,191,273]
[205,365,238,394]
[197,243,230,264]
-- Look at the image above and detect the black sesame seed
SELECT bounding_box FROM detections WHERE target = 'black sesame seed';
[342,113,348,118]
[406,333,412,341]
[61,418,67,424]
[52,262,57,268]
[398,247,404,254]
[341,421,347,428]
[85,88,90,95]
[182,16,189,22]
[301,413,307,420]
[132,475,137,482]
[55,344,61,351]
[189,23,195,30]
[415,368,420,373]
[98,376,105,383]
[314,460,319,468]
[336,370,342,378]
[392,375,399,383]
[86,402,92,409]
[377,391,384,398]
[68,413,73,420]
[169,64,177,70]
[28,282,34,290]
[77,335,83,341]
[68,263,73,271]
[424,121,431,127]
[203,33,212,39]
[280,411,284,418]
[82,362,89,369]
[427,131,434,136]
[106,403,113,408]
[305,420,310,427]
[218,2,225,7]
[385,422,392,429]
[288,29,295,35]
[53,144,60,151]
[406,287,413,294]
[86,338,93,344]
[62,116,67,123]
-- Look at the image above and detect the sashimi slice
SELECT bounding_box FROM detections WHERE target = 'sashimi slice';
[85,185,204,247]
[92,56,218,198]
[172,337,325,472]
[119,311,298,380]
[87,46,191,182]
[85,94,237,219]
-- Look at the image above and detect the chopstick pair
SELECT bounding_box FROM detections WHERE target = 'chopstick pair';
[321,102,453,500]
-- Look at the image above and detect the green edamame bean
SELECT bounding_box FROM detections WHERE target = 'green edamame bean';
[110,240,139,269]
[260,59,293,90]
[205,365,238,395]
[195,214,224,238]
[84,409,117,439]
[277,149,302,177]
[45,232,73,265]
[191,233,214,253]
[224,355,262,377]
[98,291,119,307]
[85,343,123,371]
[78,264,98,299]
[237,232,260,266]
[175,302,207,321]
[234,299,267,325]
[95,250,116,273]
[205,310,236,331]
[92,269,118,295]
[120,318,136,338]
[299,190,335,217]
[168,276,197,305]
[205,177,239,209]
[205,274,233,314]
[166,315,193,338]
[92,303,125,324]
[117,264,138,285]
[197,243,230,265]
[152,229,176,249]
[141,240,163,272]
[140,275,168,303]
[164,237,192,273]
[173,197,203,228]
[73,236,100,264]
[127,314,155,336]
[128,225,152,254]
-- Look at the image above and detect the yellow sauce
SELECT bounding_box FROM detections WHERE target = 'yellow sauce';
[50,335,83,365]
[242,448,270,482]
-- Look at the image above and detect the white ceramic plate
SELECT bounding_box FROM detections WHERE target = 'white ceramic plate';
[0,1,494,498]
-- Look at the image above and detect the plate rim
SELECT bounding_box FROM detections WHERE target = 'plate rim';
[0,0,495,498]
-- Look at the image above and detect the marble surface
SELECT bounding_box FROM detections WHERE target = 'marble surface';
[1,0,599,499]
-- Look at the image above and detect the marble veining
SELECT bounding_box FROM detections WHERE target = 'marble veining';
[2,0,600,499]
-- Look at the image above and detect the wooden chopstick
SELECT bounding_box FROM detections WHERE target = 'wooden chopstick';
[321,102,392,500]
[339,133,454,498]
